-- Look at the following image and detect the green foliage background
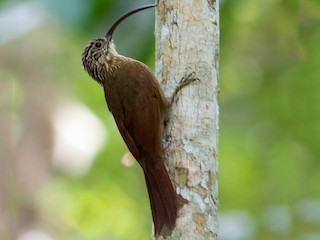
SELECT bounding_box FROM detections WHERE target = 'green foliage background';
[1,0,319,239]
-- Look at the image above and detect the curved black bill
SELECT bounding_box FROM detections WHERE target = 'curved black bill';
[105,4,156,41]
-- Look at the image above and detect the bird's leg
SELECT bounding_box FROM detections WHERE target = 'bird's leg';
[160,72,199,111]
[170,72,199,104]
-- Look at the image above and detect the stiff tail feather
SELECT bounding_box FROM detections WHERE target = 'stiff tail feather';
[143,160,178,236]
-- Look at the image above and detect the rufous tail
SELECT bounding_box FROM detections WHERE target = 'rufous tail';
[143,160,178,236]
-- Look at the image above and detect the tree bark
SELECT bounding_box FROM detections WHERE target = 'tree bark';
[155,0,219,239]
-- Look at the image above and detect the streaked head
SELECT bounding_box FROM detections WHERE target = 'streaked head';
[81,4,156,84]
[82,37,117,83]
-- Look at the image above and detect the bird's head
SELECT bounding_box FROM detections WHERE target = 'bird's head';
[81,4,156,84]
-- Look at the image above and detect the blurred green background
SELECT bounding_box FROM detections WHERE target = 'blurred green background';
[0,0,319,239]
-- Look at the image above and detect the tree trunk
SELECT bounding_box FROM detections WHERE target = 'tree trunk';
[155,0,219,239]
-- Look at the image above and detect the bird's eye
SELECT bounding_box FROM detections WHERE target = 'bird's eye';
[95,42,102,48]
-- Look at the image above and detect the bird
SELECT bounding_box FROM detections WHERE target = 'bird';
[81,4,178,236]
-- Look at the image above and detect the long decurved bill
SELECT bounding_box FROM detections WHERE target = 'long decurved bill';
[105,4,156,42]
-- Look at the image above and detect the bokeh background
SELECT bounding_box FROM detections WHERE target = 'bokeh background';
[0,0,319,239]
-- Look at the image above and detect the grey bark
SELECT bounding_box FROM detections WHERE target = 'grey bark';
[155,0,219,239]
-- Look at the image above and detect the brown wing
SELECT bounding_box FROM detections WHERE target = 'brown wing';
[103,58,164,166]
[103,58,178,234]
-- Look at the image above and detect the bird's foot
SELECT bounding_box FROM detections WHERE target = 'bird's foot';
[170,72,199,104]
